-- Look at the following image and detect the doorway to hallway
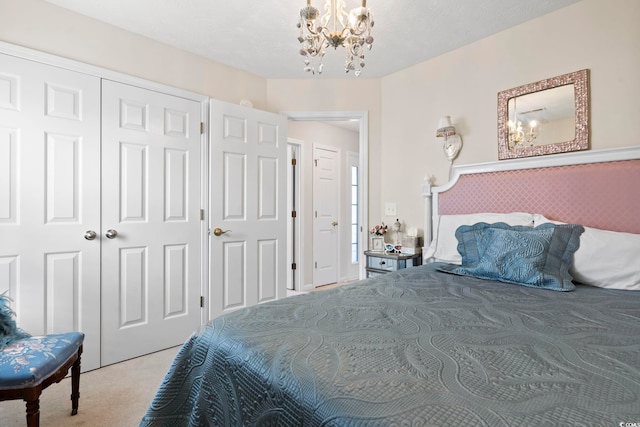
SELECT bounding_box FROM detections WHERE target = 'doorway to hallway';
[284,111,369,291]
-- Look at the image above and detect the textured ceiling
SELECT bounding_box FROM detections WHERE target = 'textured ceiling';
[42,0,580,79]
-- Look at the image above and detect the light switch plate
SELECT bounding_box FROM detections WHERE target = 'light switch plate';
[385,202,397,216]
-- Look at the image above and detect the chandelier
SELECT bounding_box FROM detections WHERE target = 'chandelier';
[297,0,374,76]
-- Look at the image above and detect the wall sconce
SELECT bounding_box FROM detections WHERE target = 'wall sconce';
[436,116,463,164]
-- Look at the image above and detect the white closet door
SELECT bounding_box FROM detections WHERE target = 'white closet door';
[101,80,202,365]
[209,100,287,319]
[0,53,102,370]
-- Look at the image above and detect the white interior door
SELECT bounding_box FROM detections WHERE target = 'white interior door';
[100,80,202,365]
[0,53,102,370]
[209,100,287,320]
[313,145,340,286]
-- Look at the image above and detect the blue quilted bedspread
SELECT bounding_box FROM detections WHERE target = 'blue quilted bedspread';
[140,263,640,426]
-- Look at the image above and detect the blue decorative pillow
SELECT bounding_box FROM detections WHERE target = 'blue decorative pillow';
[0,295,31,349]
[438,222,585,291]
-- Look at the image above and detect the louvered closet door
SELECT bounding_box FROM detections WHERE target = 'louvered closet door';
[101,81,202,365]
[0,53,102,370]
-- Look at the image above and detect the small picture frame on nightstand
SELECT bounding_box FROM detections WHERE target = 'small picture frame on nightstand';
[370,236,384,252]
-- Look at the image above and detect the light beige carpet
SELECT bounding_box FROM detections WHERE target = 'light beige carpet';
[0,346,180,426]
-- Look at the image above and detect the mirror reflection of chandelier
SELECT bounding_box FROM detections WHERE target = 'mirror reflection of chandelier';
[508,97,538,146]
[297,0,374,76]
[508,119,538,146]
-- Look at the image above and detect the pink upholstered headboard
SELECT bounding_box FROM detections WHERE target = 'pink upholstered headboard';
[428,147,640,238]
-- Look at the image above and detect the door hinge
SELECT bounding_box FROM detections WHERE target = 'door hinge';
[315,261,317,269]
[291,158,297,166]
[315,211,317,218]
[291,263,297,270]
[200,209,205,220]
[200,296,204,308]
[314,159,318,167]
[291,210,297,218]
[200,122,205,134]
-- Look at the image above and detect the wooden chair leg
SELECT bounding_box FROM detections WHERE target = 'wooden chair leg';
[70,347,82,416]
[25,398,40,427]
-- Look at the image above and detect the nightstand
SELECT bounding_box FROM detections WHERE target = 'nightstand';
[364,250,423,278]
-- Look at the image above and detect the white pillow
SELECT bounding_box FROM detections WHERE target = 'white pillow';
[534,215,640,290]
[571,227,640,290]
[425,212,535,264]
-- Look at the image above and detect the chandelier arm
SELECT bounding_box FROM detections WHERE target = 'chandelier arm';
[305,25,322,37]
[348,14,372,36]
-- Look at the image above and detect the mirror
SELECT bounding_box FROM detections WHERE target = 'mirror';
[498,69,589,160]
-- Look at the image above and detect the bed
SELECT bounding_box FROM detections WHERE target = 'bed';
[140,147,640,426]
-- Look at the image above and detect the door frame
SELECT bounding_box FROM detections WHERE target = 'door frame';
[287,139,305,291]
[345,150,361,282]
[282,110,369,280]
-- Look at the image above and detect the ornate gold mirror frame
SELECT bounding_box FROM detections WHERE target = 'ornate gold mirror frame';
[498,69,589,160]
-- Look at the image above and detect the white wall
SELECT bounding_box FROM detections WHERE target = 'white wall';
[379,0,640,237]
[287,121,360,286]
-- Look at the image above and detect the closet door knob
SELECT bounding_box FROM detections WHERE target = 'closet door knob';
[84,230,97,240]
[105,229,118,239]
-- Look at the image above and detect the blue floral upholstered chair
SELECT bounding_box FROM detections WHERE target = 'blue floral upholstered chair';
[0,295,84,427]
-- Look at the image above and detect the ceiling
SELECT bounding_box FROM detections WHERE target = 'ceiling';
[42,0,580,79]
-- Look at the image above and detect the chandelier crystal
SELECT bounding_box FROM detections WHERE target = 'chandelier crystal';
[297,0,374,76]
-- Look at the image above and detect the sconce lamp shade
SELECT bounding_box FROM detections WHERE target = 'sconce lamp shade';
[435,115,462,164]
[436,116,456,137]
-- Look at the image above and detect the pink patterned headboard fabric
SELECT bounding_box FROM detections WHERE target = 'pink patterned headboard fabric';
[438,159,640,234]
